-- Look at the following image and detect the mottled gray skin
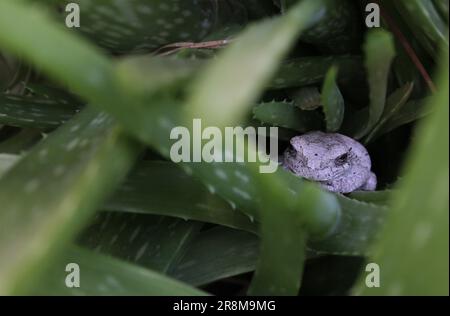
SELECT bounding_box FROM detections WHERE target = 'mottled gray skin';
[282,131,377,193]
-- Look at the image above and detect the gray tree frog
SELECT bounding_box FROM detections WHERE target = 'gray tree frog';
[281,131,377,193]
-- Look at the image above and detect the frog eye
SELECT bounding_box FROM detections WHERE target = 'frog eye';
[334,152,349,165]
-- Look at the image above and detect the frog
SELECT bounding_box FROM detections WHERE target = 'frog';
[281,131,377,193]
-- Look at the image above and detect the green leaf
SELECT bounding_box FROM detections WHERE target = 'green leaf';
[104,161,256,233]
[171,227,260,286]
[278,0,361,53]
[373,98,433,138]
[348,190,393,206]
[355,51,449,296]
[433,0,449,24]
[321,66,345,132]
[252,100,324,132]
[269,55,364,89]
[24,82,82,106]
[0,107,141,295]
[44,0,229,54]
[35,246,207,296]
[310,195,388,256]
[290,0,361,54]
[365,82,414,143]
[354,29,396,139]
[0,1,390,295]
[0,153,20,177]
[0,1,334,240]
[394,0,448,59]
[187,0,326,127]
[78,212,202,274]
[104,161,386,256]
[247,176,310,295]
[0,93,79,129]
[115,56,202,97]
[78,212,258,287]
[0,128,41,154]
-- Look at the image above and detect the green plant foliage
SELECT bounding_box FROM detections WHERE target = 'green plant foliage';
[394,0,448,58]
[355,51,449,296]
[103,161,257,232]
[279,0,361,53]
[252,100,324,132]
[364,82,414,143]
[78,212,203,274]
[80,218,260,286]
[372,98,433,139]
[321,66,345,132]
[269,56,364,89]
[0,93,79,129]
[170,227,260,286]
[0,107,141,295]
[0,153,19,176]
[37,246,207,295]
[186,0,325,127]
[354,29,396,139]
[0,0,447,296]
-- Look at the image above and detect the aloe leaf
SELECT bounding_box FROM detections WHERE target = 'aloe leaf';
[292,87,322,110]
[77,213,256,288]
[394,0,448,59]
[172,226,321,287]
[282,0,361,53]
[348,190,393,206]
[0,128,42,154]
[239,161,340,296]
[354,30,396,139]
[45,0,234,54]
[321,66,344,132]
[0,53,14,90]
[365,82,414,143]
[78,212,202,274]
[355,52,449,296]
[0,0,331,225]
[247,177,309,295]
[35,246,207,296]
[0,1,183,152]
[24,82,82,106]
[309,195,388,256]
[433,0,449,24]
[392,46,424,94]
[180,1,341,248]
[0,1,379,292]
[115,56,202,97]
[0,93,79,129]
[0,153,20,177]
[166,226,260,287]
[187,0,325,127]
[252,101,324,132]
[373,98,433,139]
[0,1,122,119]
[104,161,256,233]
[81,219,320,288]
[0,107,141,295]
[300,255,365,296]
[103,161,385,256]
[246,170,343,295]
[269,55,364,89]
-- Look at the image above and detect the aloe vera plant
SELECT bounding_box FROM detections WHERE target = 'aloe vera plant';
[0,0,448,296]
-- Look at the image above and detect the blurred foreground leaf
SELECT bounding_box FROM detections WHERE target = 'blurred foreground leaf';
[355,52,449,296]
[0,107,140,294]
[37,246,206,296]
